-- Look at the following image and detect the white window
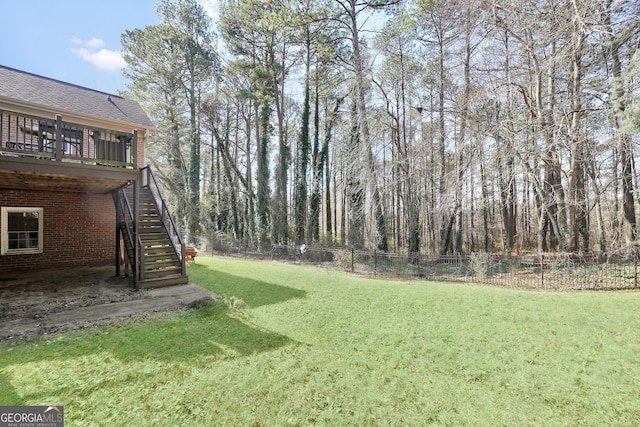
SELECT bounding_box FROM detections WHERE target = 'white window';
[1,207,43,255]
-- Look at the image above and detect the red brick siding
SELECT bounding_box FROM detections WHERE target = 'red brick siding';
[0,189,115,273]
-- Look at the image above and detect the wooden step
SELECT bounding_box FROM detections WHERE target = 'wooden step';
[144,259,181,269]
[143,266,183,279]
[139,220,163,226]
[144,263,181,272]
[139,218,162,224]
[139,225,165,234]
[140,233,172,243]
[142,245,173,252]
[139,208,160,213]
[144,253,179,262]
[138,274,189,289]
[146,241,175,249]
[144,246,175,259]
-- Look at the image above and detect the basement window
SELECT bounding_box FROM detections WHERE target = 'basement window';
[1,207,43,255]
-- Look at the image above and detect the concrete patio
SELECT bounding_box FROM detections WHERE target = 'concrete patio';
[0,266,214,342]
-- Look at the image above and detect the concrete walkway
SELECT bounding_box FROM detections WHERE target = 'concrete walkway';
[0,284,215,342]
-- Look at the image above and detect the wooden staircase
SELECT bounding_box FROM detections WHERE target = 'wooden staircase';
[117,167,188,289]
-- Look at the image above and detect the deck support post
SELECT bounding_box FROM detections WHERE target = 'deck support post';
[133,178,140,290]
[115,190,122,278]
[55,115,63,161]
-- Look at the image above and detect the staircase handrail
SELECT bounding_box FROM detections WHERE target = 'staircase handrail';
[117,188,144,283]
[141,165,186,275]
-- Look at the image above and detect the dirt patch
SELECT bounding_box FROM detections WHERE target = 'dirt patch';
[0,266,149,340]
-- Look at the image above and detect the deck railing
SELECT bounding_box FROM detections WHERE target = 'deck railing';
[0,110,137,167]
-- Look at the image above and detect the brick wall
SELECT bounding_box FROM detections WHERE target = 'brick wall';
[0,189,115,273]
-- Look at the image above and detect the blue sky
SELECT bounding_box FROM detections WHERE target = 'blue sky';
[0,0,219,95]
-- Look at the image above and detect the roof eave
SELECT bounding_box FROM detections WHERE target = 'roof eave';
[0,95,156,134]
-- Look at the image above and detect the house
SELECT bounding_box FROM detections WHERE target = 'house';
[0,65,187,289]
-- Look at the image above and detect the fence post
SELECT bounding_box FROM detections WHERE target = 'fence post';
[351,247,355,273]
[374,250,377,275]
[540,254,544,287]
[635,251,638,288]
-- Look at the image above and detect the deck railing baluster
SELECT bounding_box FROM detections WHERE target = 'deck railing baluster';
[0,109,137,168]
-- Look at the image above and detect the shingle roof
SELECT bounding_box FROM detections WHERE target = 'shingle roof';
[0,65,154,129]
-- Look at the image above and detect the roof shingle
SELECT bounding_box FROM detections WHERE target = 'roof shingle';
[0,65,154,129]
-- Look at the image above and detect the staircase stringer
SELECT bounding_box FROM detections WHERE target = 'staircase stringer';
[115,166,187,288]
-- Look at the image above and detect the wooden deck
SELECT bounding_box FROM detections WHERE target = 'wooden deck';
[0,110,140,193]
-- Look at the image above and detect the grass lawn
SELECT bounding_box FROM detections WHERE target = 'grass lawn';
[2,256,640,426]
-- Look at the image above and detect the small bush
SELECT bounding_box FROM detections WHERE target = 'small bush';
[334,250,353,270]
[469,252,492,281]
[224,296,246,314]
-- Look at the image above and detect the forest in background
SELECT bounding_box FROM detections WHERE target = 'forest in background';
[121,0,640,257]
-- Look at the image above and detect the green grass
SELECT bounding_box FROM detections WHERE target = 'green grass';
[2,256,640,425]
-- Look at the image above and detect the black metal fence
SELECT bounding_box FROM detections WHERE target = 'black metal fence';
[207,236,639,290]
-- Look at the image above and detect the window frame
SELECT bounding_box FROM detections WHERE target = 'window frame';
[1,207,44,255]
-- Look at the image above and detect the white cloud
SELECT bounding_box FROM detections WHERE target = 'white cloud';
[70,38,125,72]
[85,37,106,50]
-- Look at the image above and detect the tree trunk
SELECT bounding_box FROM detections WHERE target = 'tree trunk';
[346,99,365,249]
[257,100,271,250]
[325,126,333,244]
[606,0,637,245]
[346,0,387,251]
[311,96,340,243]
[437,29,448,256]
[245,112,256,244]
[187,84,200,244]
[308,75,321,244]
[294,69,311,245]
[568,21,588,253]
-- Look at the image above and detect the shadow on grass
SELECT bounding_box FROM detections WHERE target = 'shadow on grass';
[0,262,305,395]
[107,303,294,362]
[188,264,307,307]
[0,303,294,369]
[0,371,25,405]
